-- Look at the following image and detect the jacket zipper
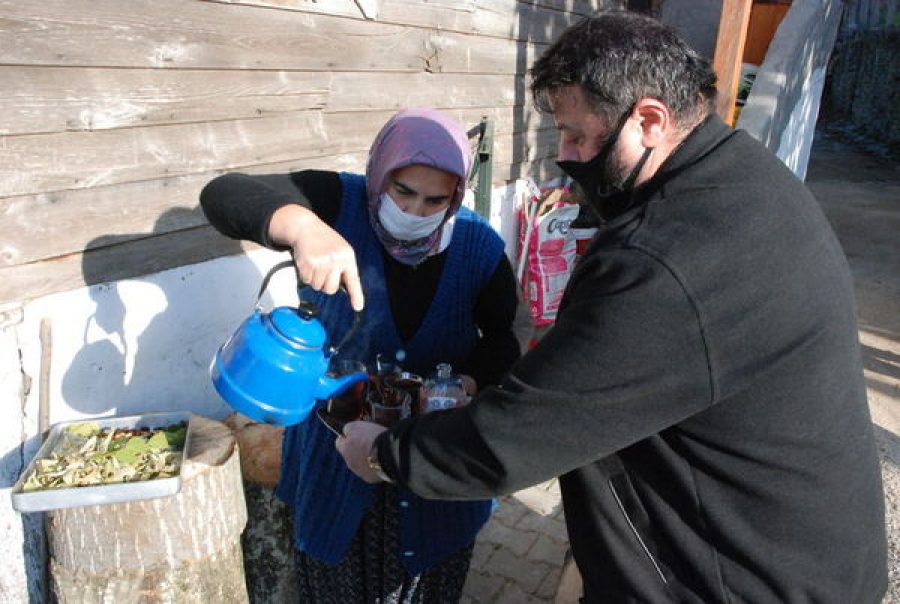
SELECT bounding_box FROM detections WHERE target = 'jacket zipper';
[609,480,668,585]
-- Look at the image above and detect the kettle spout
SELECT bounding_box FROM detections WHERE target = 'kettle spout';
[317,371,369,400]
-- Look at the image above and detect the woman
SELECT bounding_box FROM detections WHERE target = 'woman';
[200,108,520,602]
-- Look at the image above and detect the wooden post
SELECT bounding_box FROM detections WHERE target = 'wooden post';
[46,416,249,603]
[712,0,754,124]
[742,3,792,66]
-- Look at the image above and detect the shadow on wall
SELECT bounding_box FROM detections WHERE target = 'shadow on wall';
[0,207,260,603]
[58,207,255,416]
[1,206,260,602]
[0,207,249,485]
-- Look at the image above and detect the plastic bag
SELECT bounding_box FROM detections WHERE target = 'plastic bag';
[517,186,583,327]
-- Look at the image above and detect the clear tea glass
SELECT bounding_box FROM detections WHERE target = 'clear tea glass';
[383,372,424,416]
[325,360,369,424]
[368,388,411,428]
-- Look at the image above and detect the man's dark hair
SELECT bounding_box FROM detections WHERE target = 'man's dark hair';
[530,10,718,128]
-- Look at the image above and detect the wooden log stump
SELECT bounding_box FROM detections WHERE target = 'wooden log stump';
[224,413,299,603]
[47,415,249,603]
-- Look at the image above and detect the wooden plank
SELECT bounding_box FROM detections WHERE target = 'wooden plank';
[0,154,368,267]
[0,83,550,197]
[200,0,381,20]
[0,226,259,305]
[712,0,754,124]
[385,0,613,42]
[203,0,611,43]
[0,69,550,136]
[492,124,560,167]
[743,3,791,65]
[0,153,561,305]
[325,73,524,112]
[0,121,559,265]
[0,111,347,198]
[523,0,622,14]
[0,67,330,136]
[0,0,534,74]
[0,0,595,303]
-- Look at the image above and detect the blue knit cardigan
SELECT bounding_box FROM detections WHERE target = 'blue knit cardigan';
[276,172,505,575]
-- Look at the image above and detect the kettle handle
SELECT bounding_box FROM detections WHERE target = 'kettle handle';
[256,259,364,357]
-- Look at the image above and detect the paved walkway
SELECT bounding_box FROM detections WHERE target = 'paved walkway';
[807,125,900,602]
[461,127,900,602]
[462,481,568,603]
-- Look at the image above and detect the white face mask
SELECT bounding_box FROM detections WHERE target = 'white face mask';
[377,192,448,241]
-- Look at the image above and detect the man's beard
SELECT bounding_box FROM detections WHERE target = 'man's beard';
[599,147,631,194]
[561,140,647,221]
[557,103,653,221]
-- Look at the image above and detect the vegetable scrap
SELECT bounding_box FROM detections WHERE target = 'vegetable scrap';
[22,422,187,491]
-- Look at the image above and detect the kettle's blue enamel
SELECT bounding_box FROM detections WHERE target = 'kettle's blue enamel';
[210,260,367,426]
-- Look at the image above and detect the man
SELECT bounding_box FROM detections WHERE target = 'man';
[336,11,888,603]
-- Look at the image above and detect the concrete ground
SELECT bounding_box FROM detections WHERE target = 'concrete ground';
[807,126,900,602]
[461,127,900,603]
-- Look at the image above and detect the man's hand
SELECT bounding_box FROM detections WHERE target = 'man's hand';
[335,420,389,483]
[268,204,365,311]
[460,374,478,397]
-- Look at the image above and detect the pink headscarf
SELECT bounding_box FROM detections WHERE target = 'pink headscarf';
[365,108,472,265]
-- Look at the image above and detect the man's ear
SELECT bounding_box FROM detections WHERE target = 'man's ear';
[632,98,670,148]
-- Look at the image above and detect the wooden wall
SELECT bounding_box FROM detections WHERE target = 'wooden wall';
[0,0,621,305]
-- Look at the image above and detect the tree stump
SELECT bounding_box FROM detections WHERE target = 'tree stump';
[47,415,249,603]
[224,413,299,603]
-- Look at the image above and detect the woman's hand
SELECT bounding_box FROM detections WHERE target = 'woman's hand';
[268,204,365,311]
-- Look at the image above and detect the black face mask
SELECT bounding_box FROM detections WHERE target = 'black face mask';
[557,108,653,221]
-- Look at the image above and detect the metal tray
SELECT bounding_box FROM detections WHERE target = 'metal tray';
[10,411,193,512]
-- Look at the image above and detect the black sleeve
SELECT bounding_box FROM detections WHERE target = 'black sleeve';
[461,255,522,389]
[376,248,713,498]
[199,170,342,249]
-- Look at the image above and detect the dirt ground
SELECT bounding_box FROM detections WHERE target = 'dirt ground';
[806,124,900,600]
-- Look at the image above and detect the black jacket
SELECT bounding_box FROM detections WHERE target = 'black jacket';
[376,116,888,602]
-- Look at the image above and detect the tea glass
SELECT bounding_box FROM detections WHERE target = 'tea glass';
[368,388,411,428]
[383,372,424,416]
[325,359,369,423]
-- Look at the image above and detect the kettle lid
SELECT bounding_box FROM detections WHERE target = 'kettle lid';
[269,306,327,348]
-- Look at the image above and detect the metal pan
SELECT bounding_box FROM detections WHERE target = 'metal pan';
[10,411,193,512]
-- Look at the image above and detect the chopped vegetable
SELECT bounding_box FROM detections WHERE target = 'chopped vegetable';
[22,422,187,492]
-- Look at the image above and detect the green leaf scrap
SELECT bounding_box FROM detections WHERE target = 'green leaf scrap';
[21,421,187,491]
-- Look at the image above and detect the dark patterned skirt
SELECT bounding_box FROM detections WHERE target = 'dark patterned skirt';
[295,485,473,603]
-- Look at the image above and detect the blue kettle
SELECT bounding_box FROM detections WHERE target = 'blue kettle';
[210,260,368,426]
